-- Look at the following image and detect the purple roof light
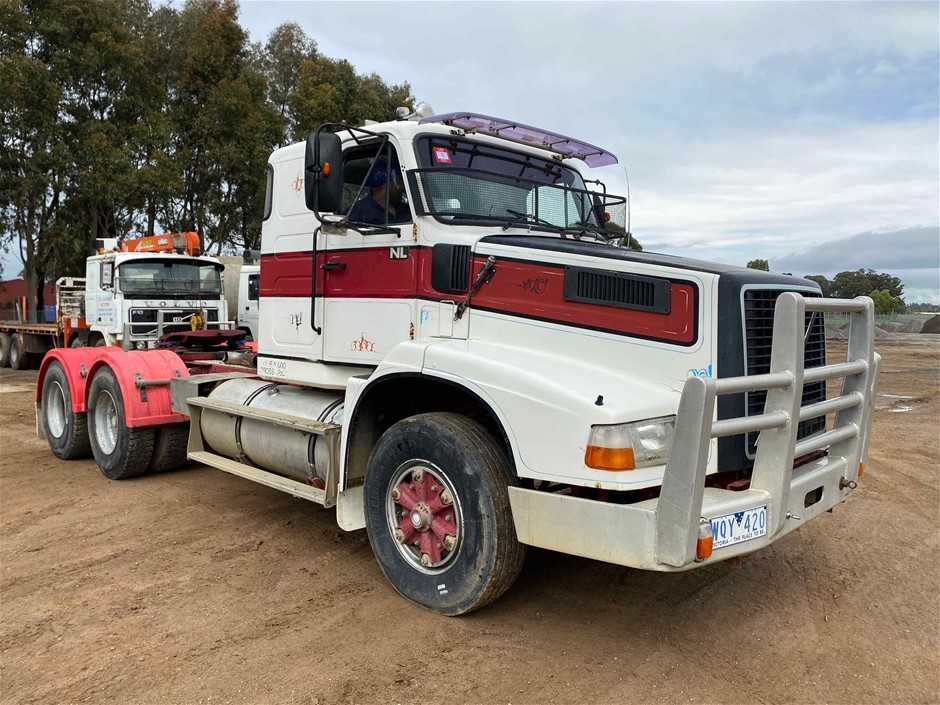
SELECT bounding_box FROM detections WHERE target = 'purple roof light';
[418,112,618,168]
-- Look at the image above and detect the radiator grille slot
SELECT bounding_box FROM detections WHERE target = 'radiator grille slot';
[431,244,471,293]
[564,267,671,314]
[743,289,827,456]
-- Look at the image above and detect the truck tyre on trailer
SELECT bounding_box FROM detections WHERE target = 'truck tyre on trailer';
[40,361,92,460]
[87,367,155,479]
[70,337,83,348]
[148,423,189,474]
[364,413,526,616]
[0,332,11,367]
[9,334,32,370]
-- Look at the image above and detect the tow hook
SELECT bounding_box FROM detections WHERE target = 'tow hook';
[785,512,802,521]
[839,478,858,490]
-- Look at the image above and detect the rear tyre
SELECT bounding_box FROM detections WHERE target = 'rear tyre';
[148,423,190,473]
[41,361,92,459]
[93,337,107,348]
[69,336,84,349]
[0,332,11,367]
[87,367,155,479]
[364,413,525,616]
[9,334,31,370]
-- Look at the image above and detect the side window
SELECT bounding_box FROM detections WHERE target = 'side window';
[262,164,273,220]
[247,273,259,301]
[342,143,412,228]
[100,261,114,288]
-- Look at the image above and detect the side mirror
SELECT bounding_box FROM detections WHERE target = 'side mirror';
[305,131,343,213]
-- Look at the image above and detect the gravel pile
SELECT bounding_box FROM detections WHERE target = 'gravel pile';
[920,315,940,334]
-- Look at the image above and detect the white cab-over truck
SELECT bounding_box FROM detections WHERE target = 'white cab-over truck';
[34,110,879,616]
[2,232,230,369]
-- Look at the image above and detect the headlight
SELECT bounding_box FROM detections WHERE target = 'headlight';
[584,416,675,471]
[135,340,147,350]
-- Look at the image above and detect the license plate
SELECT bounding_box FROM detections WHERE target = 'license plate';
[710,506,767,549]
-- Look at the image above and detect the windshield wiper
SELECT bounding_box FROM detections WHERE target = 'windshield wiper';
[561,220,613,242]
[502,209,562,233]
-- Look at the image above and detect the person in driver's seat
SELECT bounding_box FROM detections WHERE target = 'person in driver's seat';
[347,158,411,225]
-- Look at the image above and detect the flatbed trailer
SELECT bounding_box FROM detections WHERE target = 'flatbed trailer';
[1,277,88,369]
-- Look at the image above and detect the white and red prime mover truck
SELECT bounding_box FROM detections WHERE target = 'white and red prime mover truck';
[1,232,230,368]
[33,111,880,616]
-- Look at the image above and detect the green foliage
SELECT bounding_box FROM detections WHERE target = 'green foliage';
[869,289,905,315]
[906,302,940,313]
[746,258,769,271]
[830,268,903,299]
[603,221,642,250]
[803,269,906,310]
[0,4,417,310]
[805,275,832,297]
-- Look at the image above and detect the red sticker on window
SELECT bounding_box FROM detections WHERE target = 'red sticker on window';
[433,147,452,164]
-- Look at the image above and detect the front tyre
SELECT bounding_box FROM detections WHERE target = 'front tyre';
[364,413,525,616]
[87,367,154,479]
[41,361,92,459]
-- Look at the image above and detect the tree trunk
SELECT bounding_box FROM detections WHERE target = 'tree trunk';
[35,267,46,323]
[24,198,38,323]
[147,197,155,236]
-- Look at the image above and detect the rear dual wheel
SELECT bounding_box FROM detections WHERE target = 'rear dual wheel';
[364,413,525,616]
[41,361,92,459]
[86,368,188,478]
[9,334,33,370]
[0,333,10,367]
[88,368,155,479]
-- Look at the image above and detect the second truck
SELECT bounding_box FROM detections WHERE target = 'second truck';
[1,232,230,369]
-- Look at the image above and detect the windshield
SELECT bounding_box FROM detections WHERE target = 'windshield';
[412,136,622,236]
[117,259,223,297]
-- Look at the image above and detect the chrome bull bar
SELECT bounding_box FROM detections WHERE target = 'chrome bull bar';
[654,293,880,567]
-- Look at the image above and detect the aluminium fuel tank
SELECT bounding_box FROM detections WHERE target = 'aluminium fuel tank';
[200,378,344,484]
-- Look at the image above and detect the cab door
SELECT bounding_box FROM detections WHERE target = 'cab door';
[320,142,417,365]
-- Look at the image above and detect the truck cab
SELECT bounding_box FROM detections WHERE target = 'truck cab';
[236,264,259,340]
[34,110,879,617]
[86,234,230,349]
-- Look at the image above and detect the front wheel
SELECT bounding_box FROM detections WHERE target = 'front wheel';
[364,413,525,616]
[87,367,154,479]
[41,361,92,459]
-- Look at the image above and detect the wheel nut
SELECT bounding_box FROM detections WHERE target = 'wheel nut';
[441,490,453,505]
[443,535,456,551]
[420,553,431,566]
[393,528,405,543]
[390,487,400,501]
[430,485,437,492]
[445,514,453,522]
[412,469,424,482]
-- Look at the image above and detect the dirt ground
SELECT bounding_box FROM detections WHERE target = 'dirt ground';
[1,335,938,705]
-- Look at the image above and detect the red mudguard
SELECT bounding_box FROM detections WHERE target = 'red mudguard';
[36,348,190,427]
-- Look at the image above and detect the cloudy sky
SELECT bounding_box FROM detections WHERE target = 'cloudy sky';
[239,0,939,302]
[7,2,936,302]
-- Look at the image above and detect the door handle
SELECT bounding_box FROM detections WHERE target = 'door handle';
[320,262,347,271]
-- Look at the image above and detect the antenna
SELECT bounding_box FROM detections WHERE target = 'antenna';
[623,165,632,246]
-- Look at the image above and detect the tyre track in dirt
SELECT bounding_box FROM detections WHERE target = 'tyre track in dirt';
[2,336,939,705]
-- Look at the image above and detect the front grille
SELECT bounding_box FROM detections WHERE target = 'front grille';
[129,308,219,335]
[743,289,826,456]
